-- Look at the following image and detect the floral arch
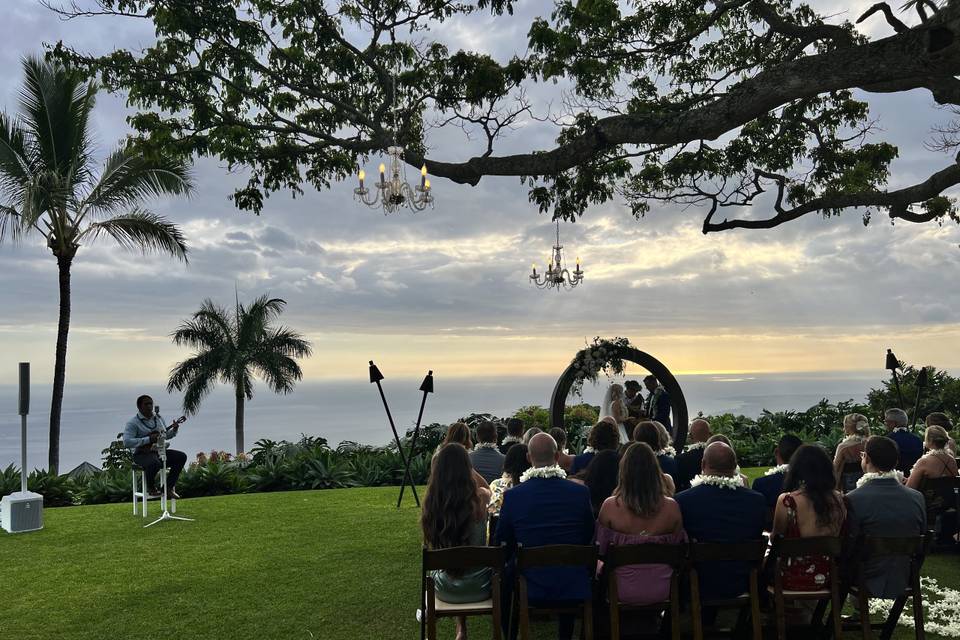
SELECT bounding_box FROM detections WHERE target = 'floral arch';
[549,338,690,450]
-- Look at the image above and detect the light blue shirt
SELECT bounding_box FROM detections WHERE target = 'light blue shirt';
[123,412,178,451]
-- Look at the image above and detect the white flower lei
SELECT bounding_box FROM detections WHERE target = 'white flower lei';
[473,442,499,451]
[520,464,567,482]
[501,435,522,445]
[683,441,708,453]
[856,469,904,488]
[655,446,677,457]
[921,448,953,461]
[892,426,912,434]
[765,464,790,476]
[690,473,743,490]
[582,447,597,454]
[840,434,866,446]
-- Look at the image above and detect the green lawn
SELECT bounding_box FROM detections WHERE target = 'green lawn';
[0,484,956,640]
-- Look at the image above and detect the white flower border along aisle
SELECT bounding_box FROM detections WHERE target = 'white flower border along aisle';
[869,577,960,638]
[568,336,634,397]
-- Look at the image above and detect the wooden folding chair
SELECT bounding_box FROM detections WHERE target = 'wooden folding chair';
[840,534,931,640]
[920,476,959,548]
[603,542,686,640]
[767,535,843,640]
[689,540,766,640]
[421,544,505,640]
[515,544,597,640]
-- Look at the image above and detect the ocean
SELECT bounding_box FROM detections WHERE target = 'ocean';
[0,371,881,472]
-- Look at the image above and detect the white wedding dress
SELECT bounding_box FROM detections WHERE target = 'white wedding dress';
[600,384,630,444]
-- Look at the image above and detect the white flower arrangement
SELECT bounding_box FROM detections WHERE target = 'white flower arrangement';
[764,464,790,476]
[683,441,708,453]
[655,446,677,457]
[520,464,567,482]
[500,435,522,445]
[690,473,743,490]
[855,469,904,488]
[869,576,960,638]
[473,442,499,451]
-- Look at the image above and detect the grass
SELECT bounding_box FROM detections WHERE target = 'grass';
[1,483,956,640]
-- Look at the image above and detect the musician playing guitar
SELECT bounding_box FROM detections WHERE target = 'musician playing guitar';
[123,395,187,499]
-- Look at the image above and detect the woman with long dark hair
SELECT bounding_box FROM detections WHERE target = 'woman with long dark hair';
[571,449,621,516]
[772,444,847,593]
[421,443,492,640]
[596,443,685,605]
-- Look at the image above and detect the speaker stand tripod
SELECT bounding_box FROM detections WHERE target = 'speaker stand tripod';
[144,448,193,528]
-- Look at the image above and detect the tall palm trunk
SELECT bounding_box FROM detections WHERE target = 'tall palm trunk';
[234,386,245,455]
[49,252,74,475]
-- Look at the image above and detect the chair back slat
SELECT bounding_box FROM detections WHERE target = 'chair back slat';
[516,544,596,570]
[605,542,686,568]
[423,545,505,571]
[771,535,842,557]
[689,540,766,564]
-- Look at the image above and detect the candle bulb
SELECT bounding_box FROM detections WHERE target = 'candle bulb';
[358,169,365,190]
[576,256,580,270]
[532,263,537,276]
[424,178,431,191]
[379,162,386,184]
[420,164,427,188]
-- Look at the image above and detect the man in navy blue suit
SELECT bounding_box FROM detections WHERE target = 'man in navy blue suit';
[643,375,672,432]
[751,434,803,527]
[883,408,924,474]
[495,432,595,640]
[675,442,767,601]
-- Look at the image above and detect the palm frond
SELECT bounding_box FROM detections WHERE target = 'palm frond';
[237,296,286,348]
[0,112,32,200]
[79,144,192,219]
[0,206,23,245]
[258,327,312,359]
[251,352,304,395]
[170,317,229,351]
[190,300,237,349]
[18,56,95,186]
[79,208,188,261]
[180,372,217,416]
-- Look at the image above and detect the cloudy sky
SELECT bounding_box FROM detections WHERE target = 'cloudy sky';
[1,0,958,387]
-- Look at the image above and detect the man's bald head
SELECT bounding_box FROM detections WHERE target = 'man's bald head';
[689,419,711,443]
[527,432,559,467]
[702,442,737,476]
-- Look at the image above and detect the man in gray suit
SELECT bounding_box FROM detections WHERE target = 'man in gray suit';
[846,436,926,598]
[469,421,506,483]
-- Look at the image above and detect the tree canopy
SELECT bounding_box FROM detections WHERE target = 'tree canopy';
[50,0,960,232]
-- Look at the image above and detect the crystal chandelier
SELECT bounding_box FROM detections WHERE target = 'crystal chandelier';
[355,146,434,214]
[530,221,584,290]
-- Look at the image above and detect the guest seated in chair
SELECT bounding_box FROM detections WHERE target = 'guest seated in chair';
[705,434,750,487]
[570,420,620,474]
[676,418,712,491]
[834,413,870,491]
[422,443,493,640]
[549,427,576,471]
[675,442,767,601]
[470,421,506,484]
[753,434,803,526]
[494,433,595,640]
[631,421,677,496]
[924,412,956,455]
[883,408,924,475]
[906,425,959,490]
[569,449,621,517]
[596,442,686,606]
[123,395,186,499]
[846,436,926,599]
[500,418,524,455]
[489,445,530,517]
[770,444,847,622]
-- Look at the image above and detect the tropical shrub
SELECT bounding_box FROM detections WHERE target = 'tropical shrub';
[27,470,79,507]
[81,469,132,504]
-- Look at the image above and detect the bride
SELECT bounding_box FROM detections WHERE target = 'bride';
[600,383,630,444]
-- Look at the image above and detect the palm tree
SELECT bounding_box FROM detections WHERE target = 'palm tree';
[167,295,312,454]
[0,56,191,473]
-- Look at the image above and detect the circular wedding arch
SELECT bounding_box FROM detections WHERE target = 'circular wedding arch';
[549,346,690,450]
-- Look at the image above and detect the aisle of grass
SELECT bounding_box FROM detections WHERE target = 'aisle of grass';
[1,484,956,640]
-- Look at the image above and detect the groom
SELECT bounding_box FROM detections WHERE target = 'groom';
[643,375,672,432]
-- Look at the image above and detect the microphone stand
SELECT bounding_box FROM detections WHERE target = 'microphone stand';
[145,409,193,528]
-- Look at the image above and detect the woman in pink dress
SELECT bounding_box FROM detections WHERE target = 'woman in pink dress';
[596,442,686,605]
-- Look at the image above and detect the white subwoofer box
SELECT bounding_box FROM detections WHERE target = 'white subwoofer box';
[1,491,44,533]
